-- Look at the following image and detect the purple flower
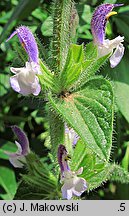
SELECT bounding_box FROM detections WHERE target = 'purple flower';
[5,126,30,168]
[58,144,70,173]
[65,124,79,147]
[7,26,39,65]
[91,4,124,68]
[58,145,87,200]
[7,26,41,95]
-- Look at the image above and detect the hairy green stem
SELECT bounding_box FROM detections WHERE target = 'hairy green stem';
[48,108,65,158]
[48,0,74,158]
[52,0,73,73]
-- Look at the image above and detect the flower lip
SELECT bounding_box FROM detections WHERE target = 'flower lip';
[10,61,41,96]
[91,3,123,44]
[61,169,87,200]
[6,26,39,65]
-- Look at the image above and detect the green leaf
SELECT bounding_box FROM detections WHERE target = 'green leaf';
[32,8,48,22]
[58,43,108,91]
[0,0,40,43]
[71,141,129,190]
[70,44,84,63]
[0,140,17,160]
[74,54,109,90]
[0,74,10,96]
[14,179,60,200]
[15,153,59,200]
[121,144,129,171]
[41,16,53,37]
[62,44,84,70]
[49,77,114,161]
[0,166,17,200]
[114,81,129,123]
[70,140,96,172]
[104,0,117,3]
[86,163,129,191]
[39,60,60,92]
[87,164,114,191]
[81,5,92,24]
[59,44,86,90]
[70,140,113,191]
[0,11,12,24]
[14,181,47,200]
[85,42,97,60]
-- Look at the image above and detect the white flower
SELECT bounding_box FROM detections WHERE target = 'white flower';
[61,167,87,200]
[10,62,41,96]
[97,36,124,68]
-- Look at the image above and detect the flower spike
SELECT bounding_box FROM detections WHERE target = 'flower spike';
[58,145,87,200]
[91,3,124,68]
[5,126,30,168]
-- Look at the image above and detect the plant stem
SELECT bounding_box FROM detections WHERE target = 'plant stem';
[48,0,74,157]
[52,0,73,73]
[48,107,65,158]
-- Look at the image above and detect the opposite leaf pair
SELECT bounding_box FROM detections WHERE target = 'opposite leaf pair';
[7,3,124,96]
